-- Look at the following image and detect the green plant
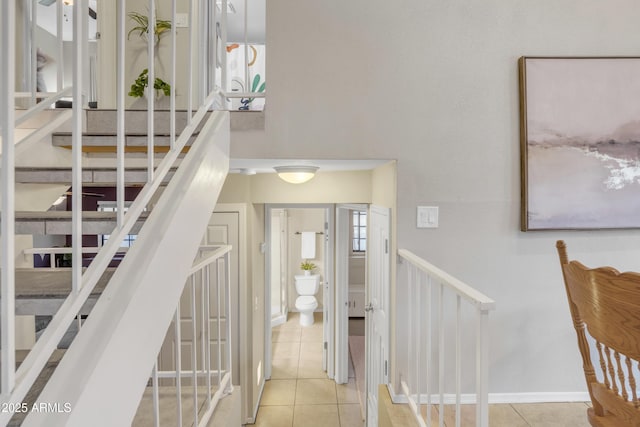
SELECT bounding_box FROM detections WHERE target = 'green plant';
[128,69,171,98]
[239,74,266,110]
[300,260,316,271]
[127,11,171,43]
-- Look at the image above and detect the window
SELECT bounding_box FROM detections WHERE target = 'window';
[97,201,138,248]
[352,211,367,253]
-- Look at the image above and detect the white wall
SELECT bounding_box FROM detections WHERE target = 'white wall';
[260,0,640,398]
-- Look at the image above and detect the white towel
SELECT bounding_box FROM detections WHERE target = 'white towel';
[301,231,316,259]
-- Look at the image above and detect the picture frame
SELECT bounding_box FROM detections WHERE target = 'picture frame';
[519,56,640,231]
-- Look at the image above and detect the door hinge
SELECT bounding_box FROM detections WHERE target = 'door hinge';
[384,238,389,254]
[324,342,328,350]
[385,360,388,376]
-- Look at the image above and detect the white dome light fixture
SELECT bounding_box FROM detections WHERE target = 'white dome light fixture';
[274,165,319,184]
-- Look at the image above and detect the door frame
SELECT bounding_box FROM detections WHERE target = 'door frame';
[269,208,289,328]
[264,203,335,380]
[213,204,250,418]
[335,203,368,384]
[366,205,391,427]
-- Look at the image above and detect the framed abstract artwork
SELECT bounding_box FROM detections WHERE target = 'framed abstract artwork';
[519,57,640,231]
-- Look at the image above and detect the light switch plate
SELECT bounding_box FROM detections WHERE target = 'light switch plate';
[175,13,189,28]
[417,206,439,228]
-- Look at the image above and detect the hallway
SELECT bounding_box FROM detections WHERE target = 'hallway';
[252,313,364,427]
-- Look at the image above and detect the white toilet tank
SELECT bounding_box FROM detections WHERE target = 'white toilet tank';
[294,275,320,295]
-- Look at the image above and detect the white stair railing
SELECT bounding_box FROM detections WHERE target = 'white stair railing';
[0,1,230,425]
[397,249,496,427]
[137,245,233,427]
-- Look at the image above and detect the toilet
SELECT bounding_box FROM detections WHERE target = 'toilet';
[294,274,320,326]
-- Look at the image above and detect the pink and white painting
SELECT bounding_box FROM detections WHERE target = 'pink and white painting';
[520,57,640,230]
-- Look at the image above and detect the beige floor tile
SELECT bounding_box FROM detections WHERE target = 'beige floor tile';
[292,404,340,427]
[260,380,297,406]
[440,404,529,427]
[271,357,299,380]
[489,404,530,427]
[297,357,327,379]
[299,342,323,361]
[277,313,302,329]
[336,378,360,404]
[272,341,301,360]
[301,325,324,342]
[254,405,294,427]
[338,404,364,426]
[272,328,302,343]
[511,402,591,427]
[418,404,442,425]
[295,379,337,405]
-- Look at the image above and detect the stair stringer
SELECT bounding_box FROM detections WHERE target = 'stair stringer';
[22,111,230,427]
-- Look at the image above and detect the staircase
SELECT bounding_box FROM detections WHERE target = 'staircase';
[1,106,232,427]
[2,0,264,423]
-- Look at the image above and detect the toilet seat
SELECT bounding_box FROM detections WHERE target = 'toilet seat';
[295,296,317,310]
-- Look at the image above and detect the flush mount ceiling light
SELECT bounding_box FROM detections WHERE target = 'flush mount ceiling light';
[274,165,319,184]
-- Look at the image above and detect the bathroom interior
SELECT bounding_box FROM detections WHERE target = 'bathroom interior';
[269,205,367,400]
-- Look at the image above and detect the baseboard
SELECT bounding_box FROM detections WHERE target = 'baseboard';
[487,392,590,403]
[388,386,589,405]
[247,380,265,425]
[271,314,286,327]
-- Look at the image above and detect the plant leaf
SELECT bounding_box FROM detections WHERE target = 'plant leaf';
[251,74,261,92]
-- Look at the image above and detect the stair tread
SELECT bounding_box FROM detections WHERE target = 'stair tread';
[2,268,116,298]
[15,211,150,220]
[15,167,176,185]
[51,132,200,136]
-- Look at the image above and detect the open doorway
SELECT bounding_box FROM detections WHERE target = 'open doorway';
[264,204,334,381]
[265,203,374,419]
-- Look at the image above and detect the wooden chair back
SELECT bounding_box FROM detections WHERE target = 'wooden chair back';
[557,240,640,427]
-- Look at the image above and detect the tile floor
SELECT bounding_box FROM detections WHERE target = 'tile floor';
[252,312,364,427]
[416,402,591,426]
[252,313,591,427]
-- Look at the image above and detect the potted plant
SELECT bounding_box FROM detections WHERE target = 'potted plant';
[300,260,316,276]
[128,68,171,99]
[127,11,171,43]
[128,11,172,100]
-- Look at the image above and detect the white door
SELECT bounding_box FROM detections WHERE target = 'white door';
[335,203,368,384]
[322,218,330,373]
[366,206,390,427]
[158,211,240,385]
[334,206,351,384]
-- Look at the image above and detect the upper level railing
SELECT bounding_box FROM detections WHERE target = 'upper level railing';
[396,249,496,427]
[0,0,242,424]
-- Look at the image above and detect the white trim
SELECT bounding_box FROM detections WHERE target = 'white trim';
[271,314,286,328]
[398,249,496,311]
[334,205,351,384]
[213,203,249,421]
[389,388,590,405]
